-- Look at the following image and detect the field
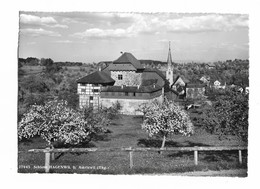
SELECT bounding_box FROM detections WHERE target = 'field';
[18,115,247,175]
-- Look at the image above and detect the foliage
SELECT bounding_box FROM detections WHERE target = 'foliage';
[18,99,107,147]
[20,75,50,93]
[42,58,62,74]
[80,101,122,130]
[201,88,248,142]
[19,57,39,66]
[140,99,194,148]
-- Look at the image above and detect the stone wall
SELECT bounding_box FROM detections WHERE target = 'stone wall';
[100,94,163,115]
[111,71,142,86]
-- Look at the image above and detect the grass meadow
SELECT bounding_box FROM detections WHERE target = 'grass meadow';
[18,115,247,175]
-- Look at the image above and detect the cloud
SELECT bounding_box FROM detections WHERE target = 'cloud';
[71,13,248,39]
[48,24,68,29]
[20,14,68,28]
[52,40,88,44]
[126,13,248,34]
[71,28,134,39]
[54,40,73,43]
[61,12,135,26]
[163,14,248,33]
[20,28,61,37]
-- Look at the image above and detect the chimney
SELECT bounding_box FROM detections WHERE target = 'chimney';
[153,83,155,88]
[121,85,124,89]
[137,85,140,89]
[98,66,101,71]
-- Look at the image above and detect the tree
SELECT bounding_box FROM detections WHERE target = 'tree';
[18,99,106,148]
[20,75,50,93]
[140,99,194,149]
[43,58,62,74]
[201,88,248,142]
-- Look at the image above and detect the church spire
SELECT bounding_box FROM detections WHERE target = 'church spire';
[167,41,172,69]
[166,41,174,87]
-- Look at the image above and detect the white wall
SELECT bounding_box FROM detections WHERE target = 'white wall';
[100,94,163,115]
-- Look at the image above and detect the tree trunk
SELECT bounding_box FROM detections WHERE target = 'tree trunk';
[159,135,166,154]
[161,135,166,149]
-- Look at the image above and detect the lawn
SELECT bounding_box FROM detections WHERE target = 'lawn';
[18,115,247,175]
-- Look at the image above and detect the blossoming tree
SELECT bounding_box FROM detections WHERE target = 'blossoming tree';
[141,99,194,149]
[18,99,106,148]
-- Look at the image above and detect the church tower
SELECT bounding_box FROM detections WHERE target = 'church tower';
[166,41,174,86]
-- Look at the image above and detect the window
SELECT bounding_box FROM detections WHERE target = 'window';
[89,96,93,100]
[125,92,129,96]
[93,84,99,87]
[133,92,136,96]
[81,83,86,86]
[92,89,99,93]
[111,92,115,96]
[81,89,86,93]
[118,74,123,80]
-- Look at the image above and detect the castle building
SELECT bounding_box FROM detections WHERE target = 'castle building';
[77,52,166,115]
[77,71,115,109]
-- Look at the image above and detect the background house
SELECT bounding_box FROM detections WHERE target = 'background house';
[213,80,226,89]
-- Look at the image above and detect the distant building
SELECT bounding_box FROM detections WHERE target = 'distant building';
[77,52,165,115]
[199,76,210,86]
[205,64,215,70]
[245,87,249,94]
[172,75,190,91]
[165,42,206,100]
[213,80,226,89]
[186,83,206,99]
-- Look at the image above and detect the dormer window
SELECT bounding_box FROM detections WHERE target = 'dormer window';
[118,74,123,80]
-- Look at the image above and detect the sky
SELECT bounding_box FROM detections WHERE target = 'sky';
[18,12,249,63]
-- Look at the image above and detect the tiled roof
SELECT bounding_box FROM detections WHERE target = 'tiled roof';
[173,75,190,85]
[186,79,205,88]
[77,71,115,85]
[113,52,144,70]
[186,83,206,88]
[105,63,136,71]
[143,67,166,80]
[101,84,162,93]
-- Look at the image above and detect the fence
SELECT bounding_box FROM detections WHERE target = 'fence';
[26,146,247,173]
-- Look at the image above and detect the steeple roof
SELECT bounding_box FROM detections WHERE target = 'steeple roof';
[167,42,172,67]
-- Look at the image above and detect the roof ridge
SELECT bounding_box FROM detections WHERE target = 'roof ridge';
[113,52,144,70]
